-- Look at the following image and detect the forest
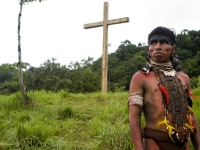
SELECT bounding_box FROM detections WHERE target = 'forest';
[0,29,200,95]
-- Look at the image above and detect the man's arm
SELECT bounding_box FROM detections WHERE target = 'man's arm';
[129,105,144,150]
[128,72,144,150]
[190,115,200,150]
[183,72,200,150]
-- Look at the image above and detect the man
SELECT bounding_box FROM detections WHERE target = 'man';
[128,26,200,150]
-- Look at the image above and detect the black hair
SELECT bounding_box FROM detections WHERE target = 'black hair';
[148,26,176,46]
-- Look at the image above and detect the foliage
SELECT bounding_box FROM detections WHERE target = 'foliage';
[176,30,200,84]
[0,63,19,94]
[19,0,44,4]
[198,76,200,88]
[58,106,74,119]
[190,76,198,89]
[183,51,200,77]
[22,58,101,93]
[1,30,200,94]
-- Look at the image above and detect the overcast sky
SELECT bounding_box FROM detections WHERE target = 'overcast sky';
[1,0,200,67]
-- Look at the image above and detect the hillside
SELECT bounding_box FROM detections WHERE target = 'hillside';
[0,90,200,149]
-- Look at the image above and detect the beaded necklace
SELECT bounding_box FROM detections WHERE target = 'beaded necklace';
[142,59,196,147]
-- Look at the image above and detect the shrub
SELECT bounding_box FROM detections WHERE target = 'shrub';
[58,106,73,119]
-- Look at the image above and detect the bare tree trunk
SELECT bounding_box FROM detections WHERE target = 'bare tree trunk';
[18,0,30,105]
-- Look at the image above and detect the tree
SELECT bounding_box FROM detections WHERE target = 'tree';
[0,63,19,94]
[18,0,45,104]
[68,58,101,93]
[184,51,200,77]
[24,58,72,92]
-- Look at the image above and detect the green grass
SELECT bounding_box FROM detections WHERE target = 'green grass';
[0,91,133,150]
[0,90,199,149]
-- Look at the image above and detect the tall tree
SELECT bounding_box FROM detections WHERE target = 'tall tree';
[18,0,44,104]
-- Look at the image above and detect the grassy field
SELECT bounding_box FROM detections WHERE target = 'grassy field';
[0,89,199,150]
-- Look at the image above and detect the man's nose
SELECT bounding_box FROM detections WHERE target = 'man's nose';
[155,42,162,50]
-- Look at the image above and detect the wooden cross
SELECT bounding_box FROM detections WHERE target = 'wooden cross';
[84,2,129,93]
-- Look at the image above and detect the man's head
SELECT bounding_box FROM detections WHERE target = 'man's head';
[148,26,176,63]
[148,26,176,46]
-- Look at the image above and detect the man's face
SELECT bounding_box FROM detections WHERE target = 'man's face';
[148,35,175,63]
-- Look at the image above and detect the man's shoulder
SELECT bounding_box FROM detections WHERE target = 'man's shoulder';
[132,70,154,81]
[133,71,146,77]
[176,71,190,79]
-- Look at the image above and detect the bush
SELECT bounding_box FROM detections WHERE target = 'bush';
[58,106,73,119]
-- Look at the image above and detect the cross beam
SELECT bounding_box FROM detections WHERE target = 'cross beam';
[84,2,129,93]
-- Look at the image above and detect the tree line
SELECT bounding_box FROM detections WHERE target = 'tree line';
[0,30,200,94]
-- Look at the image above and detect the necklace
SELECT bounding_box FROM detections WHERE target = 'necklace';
[149,59,191,146]
[150,60,176,76]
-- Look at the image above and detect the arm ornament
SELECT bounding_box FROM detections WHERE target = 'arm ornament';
[128,93,143,109]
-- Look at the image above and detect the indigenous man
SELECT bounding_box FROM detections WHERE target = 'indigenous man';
[128,26,200,150]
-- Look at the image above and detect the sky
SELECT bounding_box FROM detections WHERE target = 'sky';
[1,0,200,67]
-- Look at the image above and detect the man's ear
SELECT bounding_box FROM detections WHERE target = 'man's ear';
[172,46,176,54]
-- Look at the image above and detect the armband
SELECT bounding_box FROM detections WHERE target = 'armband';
[128,93,143,109]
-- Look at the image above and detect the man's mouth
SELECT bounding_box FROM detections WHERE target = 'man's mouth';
[153,52,163,56]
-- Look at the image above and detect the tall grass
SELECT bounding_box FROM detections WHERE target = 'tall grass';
[0,90,199,149]
[0,91,133,149]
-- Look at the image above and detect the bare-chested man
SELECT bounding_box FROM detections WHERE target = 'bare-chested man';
[128,27,200,150]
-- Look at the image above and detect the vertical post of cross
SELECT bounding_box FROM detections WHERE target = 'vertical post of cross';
[102,2,108,93]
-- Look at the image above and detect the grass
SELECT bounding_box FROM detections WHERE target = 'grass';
[0,91,132,150]
[0,90,199,149]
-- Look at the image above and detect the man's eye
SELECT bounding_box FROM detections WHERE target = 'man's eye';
[160,40,169,44]
[150,40,157,45]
